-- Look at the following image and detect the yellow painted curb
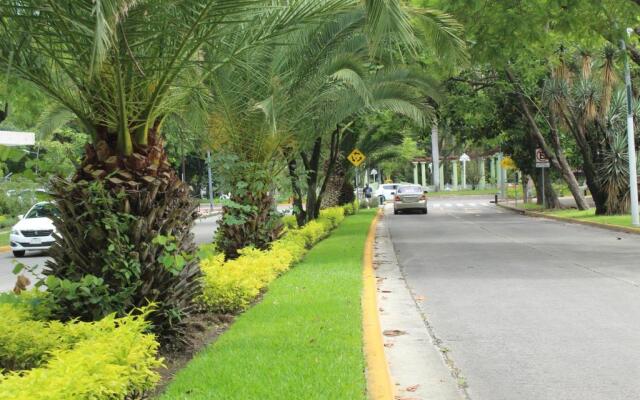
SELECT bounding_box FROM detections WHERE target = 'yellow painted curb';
[362,209,394,400]
[0,245,10,253]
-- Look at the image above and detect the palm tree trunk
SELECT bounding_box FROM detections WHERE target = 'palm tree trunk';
[287,158,307,227]
[302,137,322,222]
[45,129,200,345]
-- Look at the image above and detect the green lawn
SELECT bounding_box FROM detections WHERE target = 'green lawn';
[0,231,8,246]
[544,209,639,228]
[160,210,376,400]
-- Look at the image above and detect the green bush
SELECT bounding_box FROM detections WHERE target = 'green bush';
[0,305,162,400]
[282,214,297,229]
[199,206,347,313]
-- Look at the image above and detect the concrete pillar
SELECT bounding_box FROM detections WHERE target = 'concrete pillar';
[439,163,444,189]
[452,160,459,190]
[420,162,427,187]
[479,157,486,189]
[461,161,467,190]
[413,162,419,185]
[431,123,440,191]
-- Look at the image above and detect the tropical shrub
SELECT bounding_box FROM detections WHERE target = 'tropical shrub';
[200,207,347,313]
[44,180,200,345]
[0,305,161,400]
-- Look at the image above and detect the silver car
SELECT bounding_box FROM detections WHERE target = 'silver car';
[393,185,427,214]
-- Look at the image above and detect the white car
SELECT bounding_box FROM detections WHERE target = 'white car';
[375,183,399,203]
[10,202,58,257]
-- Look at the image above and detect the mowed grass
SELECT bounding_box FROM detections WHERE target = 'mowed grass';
[545,208,640,229]
[160,210,376,400]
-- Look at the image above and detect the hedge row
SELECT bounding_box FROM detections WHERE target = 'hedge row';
[199,206,352,313]
[0,296,161,400]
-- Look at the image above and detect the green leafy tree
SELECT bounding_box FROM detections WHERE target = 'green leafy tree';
[0,0,356,342]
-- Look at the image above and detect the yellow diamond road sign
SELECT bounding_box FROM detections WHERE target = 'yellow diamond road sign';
[347,149,366,167]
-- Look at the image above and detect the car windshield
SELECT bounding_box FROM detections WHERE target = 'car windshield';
[25,203,59,219]
[383,185,395,190]
[397,186,423,194]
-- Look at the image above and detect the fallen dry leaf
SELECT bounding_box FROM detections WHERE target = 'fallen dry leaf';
[405,384,420,392]
[415,295,425,302]
[383,329,408,337]
[384,342,394,348]
[382,290,392,293]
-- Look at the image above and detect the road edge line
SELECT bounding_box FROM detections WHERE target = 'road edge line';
[362,209,394,400]
[497,203,640,235]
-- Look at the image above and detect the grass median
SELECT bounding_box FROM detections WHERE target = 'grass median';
[160,210,376,400]
[544,209,640,229]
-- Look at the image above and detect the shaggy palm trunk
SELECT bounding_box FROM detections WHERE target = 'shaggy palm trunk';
[301,137,322,222]
[45,131,200,346]
[215,190,282,259]
[321,154,346,208]
[287,158,307,227]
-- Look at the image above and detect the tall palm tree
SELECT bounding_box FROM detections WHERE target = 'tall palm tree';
[544,47,640,215]
[0,0,354,342]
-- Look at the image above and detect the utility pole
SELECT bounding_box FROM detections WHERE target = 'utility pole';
[621,30,640,227]
[207,150,214,211]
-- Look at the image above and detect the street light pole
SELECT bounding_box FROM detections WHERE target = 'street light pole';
[621,31,640,227]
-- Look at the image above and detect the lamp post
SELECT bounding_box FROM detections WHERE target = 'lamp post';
[621,29,640,227]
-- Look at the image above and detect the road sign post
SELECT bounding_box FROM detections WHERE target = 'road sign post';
[535,148,550,208]
[348,149,366,202]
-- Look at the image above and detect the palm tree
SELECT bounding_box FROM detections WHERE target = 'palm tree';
[544,47,640,215]
[0,0,354,342]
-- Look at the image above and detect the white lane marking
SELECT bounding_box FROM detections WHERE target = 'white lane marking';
[456,203,464,207]
[446,203,453,208]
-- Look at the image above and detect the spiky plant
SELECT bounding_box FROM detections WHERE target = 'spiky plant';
[0,0,354,343]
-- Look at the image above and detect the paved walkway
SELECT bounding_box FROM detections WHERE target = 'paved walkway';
[383,195,640,400]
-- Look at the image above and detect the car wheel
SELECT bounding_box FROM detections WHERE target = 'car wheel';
[379,195,385,204]
[394,209,399,215]
[423,208,428,214]
[13,250,25,258]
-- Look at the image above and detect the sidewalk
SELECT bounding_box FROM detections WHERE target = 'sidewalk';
[373,210,465,400]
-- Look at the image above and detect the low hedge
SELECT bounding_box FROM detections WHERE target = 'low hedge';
[199,206,348,313]
[0,296,162,400]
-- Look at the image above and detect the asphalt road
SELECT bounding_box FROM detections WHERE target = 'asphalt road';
[387,195,640,400]
[0,215,219,293]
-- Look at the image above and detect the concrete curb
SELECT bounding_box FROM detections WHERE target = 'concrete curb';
[0,245,10,254]
[497,203,640,235]
[375,210,466,400]
[363,209,394,400]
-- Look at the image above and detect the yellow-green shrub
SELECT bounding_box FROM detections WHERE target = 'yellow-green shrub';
[0,304,71,371]
[0,309,162,400]
[282,214,297,229]
[200,206,348,313]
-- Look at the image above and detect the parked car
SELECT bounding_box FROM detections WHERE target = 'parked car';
[393,184,428,215]
[10,202,59,257]
[375,183,399,203]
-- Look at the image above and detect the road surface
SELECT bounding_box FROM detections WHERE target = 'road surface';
[387,195,640,400]
[0,215,219,293]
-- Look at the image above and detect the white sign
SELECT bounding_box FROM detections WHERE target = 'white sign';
[0,131,35,146]
[370,168,377,176]
[459,153,471,163]
[535,148,550,168]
